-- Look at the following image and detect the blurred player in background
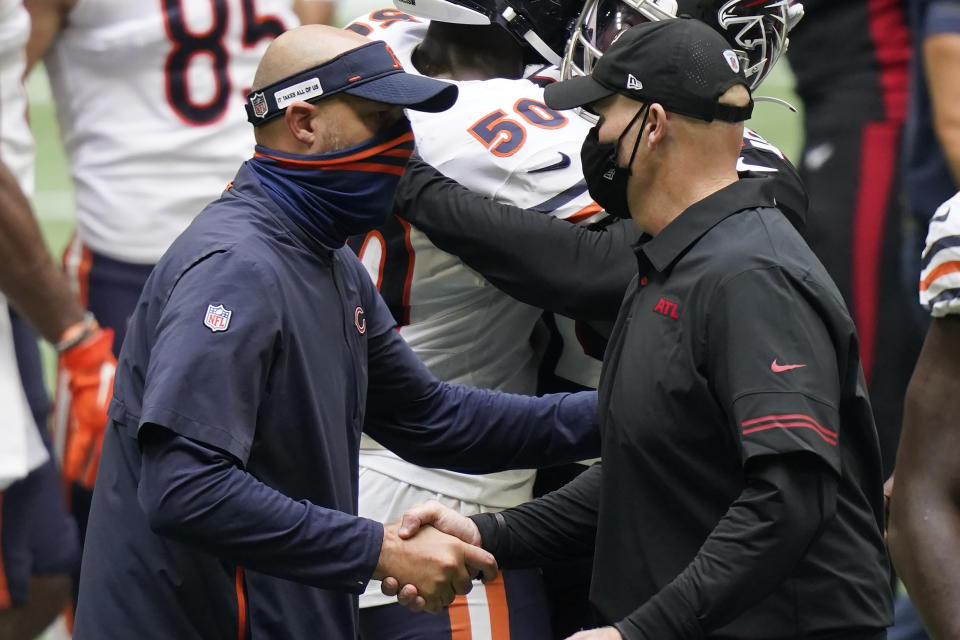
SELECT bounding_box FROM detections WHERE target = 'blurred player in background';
[344,2,598,637]
[905,0,960,244]
[785,0,918,479]
[23,0,304,353]
[889,190,960,640]
[0,0,112,636]
[887,5,960,638]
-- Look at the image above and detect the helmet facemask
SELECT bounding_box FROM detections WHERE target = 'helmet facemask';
[394,0,585,65]
[561,0,678,121]
[560,0,804,107]
[715,0,802,90]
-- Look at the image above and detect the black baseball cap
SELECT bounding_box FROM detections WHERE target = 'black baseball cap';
[246,40,458,125]
[544,18,753,123]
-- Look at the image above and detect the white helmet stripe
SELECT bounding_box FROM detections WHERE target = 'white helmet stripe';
[392,0,491,24]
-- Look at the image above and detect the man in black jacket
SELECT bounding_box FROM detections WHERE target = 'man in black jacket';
[389,19,893,640]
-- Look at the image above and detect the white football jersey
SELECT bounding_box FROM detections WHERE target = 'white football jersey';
[44,0,299,263]
[0,0,48,487]
[0,0,34,195]
[0,294,47,490]
[347,12,599,514]
[920,191,960,317]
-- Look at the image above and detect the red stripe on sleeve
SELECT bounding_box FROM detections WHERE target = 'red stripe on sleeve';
[741,413,838,446]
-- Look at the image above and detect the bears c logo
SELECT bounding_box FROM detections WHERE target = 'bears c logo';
[355,307,366,334]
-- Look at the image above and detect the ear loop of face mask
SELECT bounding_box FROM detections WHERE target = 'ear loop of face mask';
[618,103,651,174]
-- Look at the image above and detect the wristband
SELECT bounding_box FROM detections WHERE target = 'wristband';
[55,311,98,353]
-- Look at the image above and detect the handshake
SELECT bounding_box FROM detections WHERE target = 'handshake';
[372,501,489,613]
[372,502,623,640]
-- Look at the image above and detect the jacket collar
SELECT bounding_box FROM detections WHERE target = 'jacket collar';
[634,178,776,274]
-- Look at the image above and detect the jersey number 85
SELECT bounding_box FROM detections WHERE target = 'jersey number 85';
[162,0,289,125]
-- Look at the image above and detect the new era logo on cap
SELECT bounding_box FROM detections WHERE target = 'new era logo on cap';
[626,74,643,90]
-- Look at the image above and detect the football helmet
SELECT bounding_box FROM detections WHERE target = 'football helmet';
[392,0,584,65]
[562,0,804,90]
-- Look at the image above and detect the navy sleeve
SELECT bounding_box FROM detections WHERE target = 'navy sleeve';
[707,266,843,474]
[137,425,383,593]
[362,327,600,472]
[470,462,601,567]
[614,455,837,639]
[139,251,280,464]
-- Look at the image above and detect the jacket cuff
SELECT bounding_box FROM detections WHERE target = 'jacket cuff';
[614,583,703,640]
[468,512,503,555]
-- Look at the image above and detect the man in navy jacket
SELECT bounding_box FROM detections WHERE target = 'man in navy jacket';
[73,25,598,640]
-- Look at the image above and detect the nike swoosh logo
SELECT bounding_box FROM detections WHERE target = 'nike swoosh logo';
[527,152,572,174]
[771,359,806,373]
[736,157,778,173]
[932,203,953,223]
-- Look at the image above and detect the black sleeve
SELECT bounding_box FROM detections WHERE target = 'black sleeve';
[136,425,383,593]
[393,143,808,324]
[709,267,843,473]
[614,454,837,639]
[394,158,640,322]
[469,463,602,568]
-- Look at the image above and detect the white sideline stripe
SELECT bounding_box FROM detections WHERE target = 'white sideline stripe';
[466,580,493,640]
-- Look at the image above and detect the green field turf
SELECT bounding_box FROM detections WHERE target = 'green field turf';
[29,69,74,254]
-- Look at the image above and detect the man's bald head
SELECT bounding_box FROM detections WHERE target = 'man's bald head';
[252,25,370,91]
[247,24,457,152]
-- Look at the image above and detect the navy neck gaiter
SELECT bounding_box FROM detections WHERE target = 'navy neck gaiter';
[248,118,414,248]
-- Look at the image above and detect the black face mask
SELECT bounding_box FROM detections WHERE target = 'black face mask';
[580,105,650,219]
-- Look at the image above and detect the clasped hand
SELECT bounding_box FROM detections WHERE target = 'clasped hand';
[373,509,495,613]
[377,502,623,639]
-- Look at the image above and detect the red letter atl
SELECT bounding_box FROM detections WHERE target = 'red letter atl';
[653,298,680,319]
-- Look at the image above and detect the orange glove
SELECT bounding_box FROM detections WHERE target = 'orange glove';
[59,326,116,488]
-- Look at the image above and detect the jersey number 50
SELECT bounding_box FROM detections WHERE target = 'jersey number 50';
[162,0,287,125]
[468,99,568,157]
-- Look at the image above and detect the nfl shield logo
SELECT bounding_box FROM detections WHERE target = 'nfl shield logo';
[204,304,232,332]
[722,50,741,73]
[250,92,268,119]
